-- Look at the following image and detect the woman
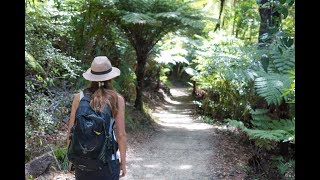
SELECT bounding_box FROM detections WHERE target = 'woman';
[67,56,127,179]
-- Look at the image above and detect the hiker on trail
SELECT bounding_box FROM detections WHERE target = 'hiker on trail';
[67,56,127,180]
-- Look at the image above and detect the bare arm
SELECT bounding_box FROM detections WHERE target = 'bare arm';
[67,93,80,147]
[115,94,127,177]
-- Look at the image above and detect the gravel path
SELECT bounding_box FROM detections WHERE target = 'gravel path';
[36,85,252,180]
[123,86,250,180]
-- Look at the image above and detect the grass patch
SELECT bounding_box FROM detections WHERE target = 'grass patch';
[125,103,155,132]
[53,145,69,171]
[202,116,216,125]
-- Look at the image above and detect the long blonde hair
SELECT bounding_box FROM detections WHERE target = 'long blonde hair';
[87,80,119,117]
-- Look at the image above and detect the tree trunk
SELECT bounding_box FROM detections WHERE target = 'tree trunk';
[271,10,281,32]
[134,51,148,111]
[214,0,225,32]
[155,67,161,91]
[249,24,252,41]
[192,80,196,96]
[258,0,272,43]
[177,63,182,78]
[232,0,237,35]
[242,27,247,39]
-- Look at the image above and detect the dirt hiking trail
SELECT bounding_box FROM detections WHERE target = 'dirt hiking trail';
[37,84,252,180]
[123,84,251,180]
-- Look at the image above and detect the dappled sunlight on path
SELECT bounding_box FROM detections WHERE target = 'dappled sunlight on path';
[39,85,250,180]
[123,86,219,179]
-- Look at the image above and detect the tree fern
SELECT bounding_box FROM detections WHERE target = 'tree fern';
[245,129,290,141]
[271,45,295,73]
[226,118,294,144]
[122,12,161,26]
[254,72,291,106]
[154,12,181,19]
[256,33,295,74]
[177,16,204,29]
[226,107,295,145]
[251,109,294,140]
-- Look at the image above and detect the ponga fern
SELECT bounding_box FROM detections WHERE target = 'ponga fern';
[122,12,161,26]
[254,72,291,106]
[251,109,294,143]
[154,12,181,19]
[225,108,295,149]
[272,48,295,74]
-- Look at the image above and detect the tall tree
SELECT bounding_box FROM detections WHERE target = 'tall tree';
[214,0,226,32]
[257,0,282,43]
[108,0,205,110]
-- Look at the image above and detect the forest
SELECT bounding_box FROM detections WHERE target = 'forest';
[25,0,295,179]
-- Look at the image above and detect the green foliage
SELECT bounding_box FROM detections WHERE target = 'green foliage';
[160,67,172,87]
[124,110,139,131]
[25,51,45,75]
[253,31,295,106]
[25,95,57,136]
[25,1,81,156]
[268,0,295,20]
[26,0,82,90]
[122,12,161,26]
[226,108,295,149]
[281,70,295,103]
[25,89,74,161]
[256,32,295,73]
[231,0,260,41]
[254,72,291,106]
[114,64,137,103]
[114,0,206,40]
[124,104,153,131]
[53,145,69,171]
[27,175,35,180]
[202,116,216,125]
[273,156,295,179]
[185,32,256,121]
[116,0,206,28]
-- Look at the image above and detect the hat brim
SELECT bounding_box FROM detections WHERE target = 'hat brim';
[82,67,120,81]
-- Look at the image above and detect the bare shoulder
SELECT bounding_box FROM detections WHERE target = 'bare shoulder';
[116,93,125,102]
[116,93,125,109]
[74,92,80,100]
[72,92,81,105]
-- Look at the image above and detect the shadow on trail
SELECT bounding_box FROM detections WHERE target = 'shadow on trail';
[37,83,253,180]
[123,85,220,180]
[123,82,254,179]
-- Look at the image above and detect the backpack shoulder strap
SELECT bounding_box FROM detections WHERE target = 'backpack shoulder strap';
[79,90,84,100]
[80,89,91,102]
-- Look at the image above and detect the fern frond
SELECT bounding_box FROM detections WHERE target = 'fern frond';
[268,119,295,133]
[250,109,272,129]
[154,12,180,18]
[226,115,295,143]
[122,12,161,26]
[254,72,291,106]
[245,128,288,141]
[178,16,204,29]
[255,138,276,150]
[251,109,269,115]
[272,46,295,73]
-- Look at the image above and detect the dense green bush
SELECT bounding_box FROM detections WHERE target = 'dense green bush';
[25,0,82,162]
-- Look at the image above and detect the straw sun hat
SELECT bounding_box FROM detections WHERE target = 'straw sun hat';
[82,56,120,81]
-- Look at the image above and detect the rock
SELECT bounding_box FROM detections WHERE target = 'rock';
[25,152,54,178]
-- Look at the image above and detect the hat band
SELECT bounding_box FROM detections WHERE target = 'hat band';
[91,68,112,75]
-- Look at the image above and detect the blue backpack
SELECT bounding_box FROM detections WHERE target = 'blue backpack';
[67,89,118,172]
